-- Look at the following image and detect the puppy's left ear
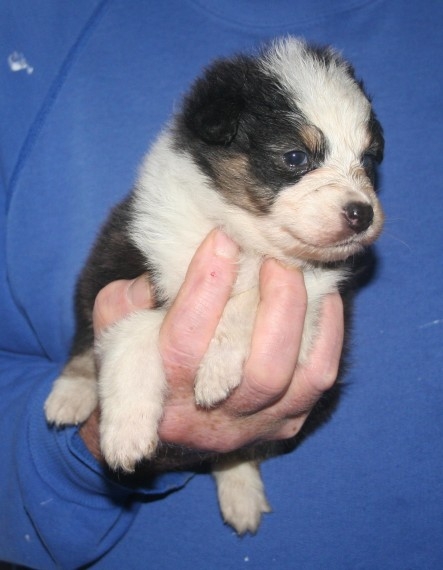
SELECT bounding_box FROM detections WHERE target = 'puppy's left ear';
[182,58,247,146]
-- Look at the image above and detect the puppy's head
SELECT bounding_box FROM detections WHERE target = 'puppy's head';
[177,37,384,263]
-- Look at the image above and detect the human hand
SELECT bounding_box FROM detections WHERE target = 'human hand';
[80,229,344,469]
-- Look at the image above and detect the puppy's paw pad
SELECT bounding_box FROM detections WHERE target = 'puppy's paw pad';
[100,411,160,472]
[44,375,97,426]
[219,484,271,535]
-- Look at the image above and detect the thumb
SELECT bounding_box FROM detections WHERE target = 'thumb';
[92,275,153,335]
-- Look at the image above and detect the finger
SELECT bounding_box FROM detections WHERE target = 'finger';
[249,293,344,442]
[92,276,153,335]
[229,259,308,414]
[278,292,344,417]
[160,229,238,385]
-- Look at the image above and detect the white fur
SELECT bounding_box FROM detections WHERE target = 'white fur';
[262,38,371,160]
[96,309,167,471]
[213,459,271,535]
[45,349,97,425]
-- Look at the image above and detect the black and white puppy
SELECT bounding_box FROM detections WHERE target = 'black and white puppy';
[45,37,384,534]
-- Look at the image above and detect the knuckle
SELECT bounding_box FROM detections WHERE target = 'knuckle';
[273,275,308,313]
[94,283,111,309]
[247,373,282,399]
[235,372,289,414]
[310,365,340,393]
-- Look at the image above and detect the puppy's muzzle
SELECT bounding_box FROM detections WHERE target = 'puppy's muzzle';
[343,202,374,233]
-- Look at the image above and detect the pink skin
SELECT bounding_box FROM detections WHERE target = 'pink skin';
[82,229,343,467]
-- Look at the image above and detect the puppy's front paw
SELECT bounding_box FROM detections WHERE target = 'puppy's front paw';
[100,404,160,472]
[213,460,271,535]
[194,340,245,407]
[44,374,97,426]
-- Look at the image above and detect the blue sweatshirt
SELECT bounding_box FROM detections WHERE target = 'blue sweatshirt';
[1,1,443,568]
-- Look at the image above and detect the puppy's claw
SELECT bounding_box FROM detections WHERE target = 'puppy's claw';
[101,438,158,473]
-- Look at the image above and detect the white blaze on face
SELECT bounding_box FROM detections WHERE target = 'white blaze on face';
[262,38,372,161]
[257,38,383,262]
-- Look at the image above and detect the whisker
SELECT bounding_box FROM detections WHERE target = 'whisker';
[380,231,412,252]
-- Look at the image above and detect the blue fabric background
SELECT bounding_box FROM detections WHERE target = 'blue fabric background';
[1,1,442,568]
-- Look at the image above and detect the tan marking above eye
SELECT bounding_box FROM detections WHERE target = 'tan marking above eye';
[300,124,324,154]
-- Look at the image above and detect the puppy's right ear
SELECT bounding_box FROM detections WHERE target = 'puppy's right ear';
[182,58,247,146]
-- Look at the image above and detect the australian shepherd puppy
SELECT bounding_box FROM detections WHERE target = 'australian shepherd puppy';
[45,37,384,534]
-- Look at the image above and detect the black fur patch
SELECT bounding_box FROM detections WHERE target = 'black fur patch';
[367,109,385,163]
[70,195,151,356]
[174,54,328,213]
[173,45,385,215]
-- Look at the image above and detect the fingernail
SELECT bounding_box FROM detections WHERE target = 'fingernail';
[213,230,239,259]
[127,277,150,307]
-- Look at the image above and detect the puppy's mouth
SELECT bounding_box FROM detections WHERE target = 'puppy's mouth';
[281,228,372,262]
[279,200,384,262]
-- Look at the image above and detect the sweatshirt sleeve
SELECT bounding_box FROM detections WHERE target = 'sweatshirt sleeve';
[0,352,193,569]
[0,3,195,567]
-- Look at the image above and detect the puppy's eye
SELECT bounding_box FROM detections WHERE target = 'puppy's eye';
[283,150,308,169]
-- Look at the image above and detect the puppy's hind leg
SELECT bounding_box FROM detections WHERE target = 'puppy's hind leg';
[213,457,271,535]
[97,309,167,472]
[44,348,98,426]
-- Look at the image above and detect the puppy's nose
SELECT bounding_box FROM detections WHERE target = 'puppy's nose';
[343,202,374,233]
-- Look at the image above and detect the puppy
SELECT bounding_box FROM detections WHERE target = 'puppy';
[45,37,384,534]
